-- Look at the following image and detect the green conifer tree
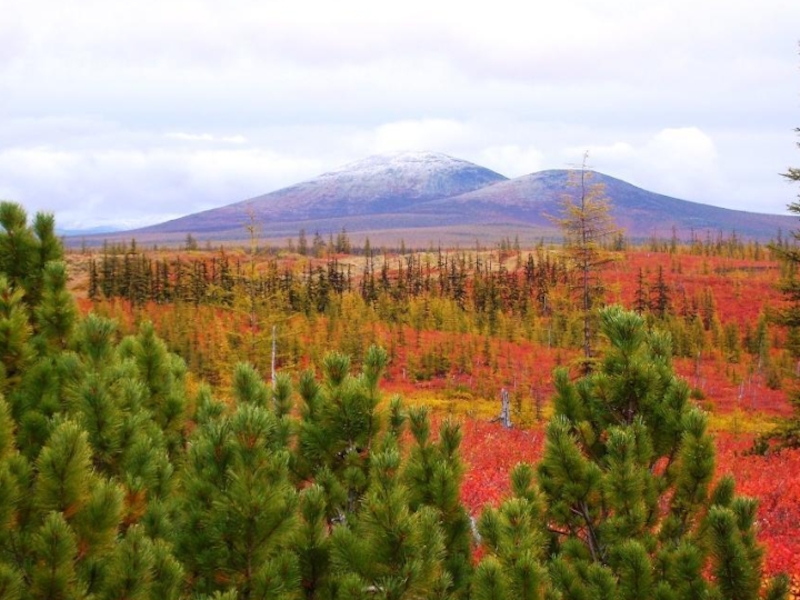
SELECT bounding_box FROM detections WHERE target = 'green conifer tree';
[0,203,38,300]
[176,365,299,599]
[0,397,25,600]
[403,407,473,597]
[294,347,387,514]
[473,463,549,600]
[29,511,83,600]
[0,276,34,396]
[329,443,449,600]
[292,348,472,599]
[121,322,188,457]
[525,307,787,600]
[33,261,77,352]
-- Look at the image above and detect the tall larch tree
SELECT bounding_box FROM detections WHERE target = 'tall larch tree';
[553,153,619,371]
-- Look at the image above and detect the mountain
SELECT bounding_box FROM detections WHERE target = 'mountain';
[416,170,795,241]
[82,151,796,245]
[132,151,508,236]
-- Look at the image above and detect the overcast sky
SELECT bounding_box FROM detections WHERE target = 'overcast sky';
[1,0,799,230]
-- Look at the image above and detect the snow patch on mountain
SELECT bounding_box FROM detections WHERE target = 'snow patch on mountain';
[288,151,509,209]
[321,151,501,179]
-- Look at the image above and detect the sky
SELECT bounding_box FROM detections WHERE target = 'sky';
[1,0,799,231]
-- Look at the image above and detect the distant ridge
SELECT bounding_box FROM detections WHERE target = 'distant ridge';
[77,151,796,245]
[58,226,121,237]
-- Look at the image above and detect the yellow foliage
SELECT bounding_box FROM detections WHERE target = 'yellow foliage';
[708,408,780,435]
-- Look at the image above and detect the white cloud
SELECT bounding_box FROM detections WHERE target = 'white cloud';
[0,144,324,229]
[639,128,721,199]
[2,0,799,227]
[644,128,718,166]
[356,119,472,155]
[478,145,544,178]
[562,128,723,202]
[165,133,247,144]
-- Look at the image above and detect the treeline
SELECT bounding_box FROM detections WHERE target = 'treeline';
[87,243,785,392]
[87,247,570,319]
[89,250,352,310]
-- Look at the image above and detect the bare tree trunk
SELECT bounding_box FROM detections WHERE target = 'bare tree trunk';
[500,388,511,428]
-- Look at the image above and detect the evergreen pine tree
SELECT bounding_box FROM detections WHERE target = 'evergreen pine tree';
[403,407,473,597]
[0,203,38,301]
[122,321,188,457]
[329,443,448,600]
[292,348,472,599]
[29,511,83,600]
[0,276,34,395]
[33,261,77,352]
[295,347,388,514]
[30,212,63,307]
[473,463,549,600]
[295,483,334,599]
[176,364,299,599]
[0,397,25,600]
[524,307,787,600]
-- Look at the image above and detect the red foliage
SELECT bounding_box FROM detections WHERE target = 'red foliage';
[714,432,800,577]
[459,420,545,512]
[673,356,793,417]
[608,251,783,328]
[455,420,800,579]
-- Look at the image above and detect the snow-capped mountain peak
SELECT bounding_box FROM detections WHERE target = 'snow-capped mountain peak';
[320,151,493,179]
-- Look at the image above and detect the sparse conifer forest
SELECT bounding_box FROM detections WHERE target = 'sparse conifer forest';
[1,188,800,600]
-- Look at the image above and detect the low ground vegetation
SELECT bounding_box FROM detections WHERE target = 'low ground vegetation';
[0,202,796,597]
